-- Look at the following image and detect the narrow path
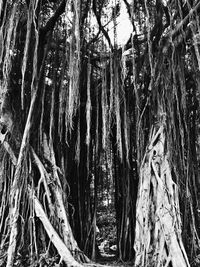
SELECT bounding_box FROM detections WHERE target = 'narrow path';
[83,254,133,267]
[83,262,133,267]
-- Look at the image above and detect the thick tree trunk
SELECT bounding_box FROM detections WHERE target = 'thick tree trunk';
[134,124,190,267]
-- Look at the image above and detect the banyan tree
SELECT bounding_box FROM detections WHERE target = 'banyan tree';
[0,0,200,266]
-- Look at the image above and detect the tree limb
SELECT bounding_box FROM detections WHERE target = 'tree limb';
[92,0,113,51]
[41,0,67,34]
[171,1,200,39]
[161,1,200,52]
[123,0,132,19]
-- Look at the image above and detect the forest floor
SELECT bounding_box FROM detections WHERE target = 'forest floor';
[83,251,133,267]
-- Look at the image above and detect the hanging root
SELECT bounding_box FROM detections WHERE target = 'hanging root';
[27,187,83,267]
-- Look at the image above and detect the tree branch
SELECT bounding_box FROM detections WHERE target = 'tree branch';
[123,0,131,19]
[92,0,113,51]
[41,0,67,34]
[161,1,200,53]
[171,1,200,39]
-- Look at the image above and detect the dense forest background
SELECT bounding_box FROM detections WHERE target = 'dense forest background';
[0,0,200,266]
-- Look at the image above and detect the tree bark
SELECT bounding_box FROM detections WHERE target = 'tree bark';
[134,125,190,267]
